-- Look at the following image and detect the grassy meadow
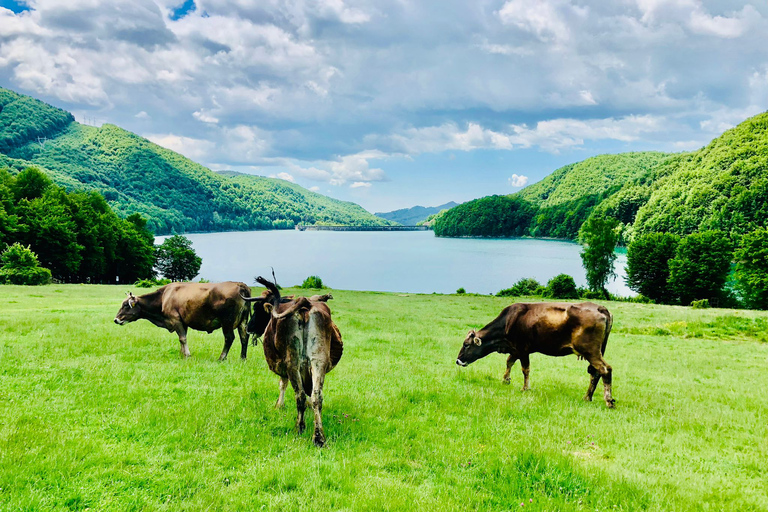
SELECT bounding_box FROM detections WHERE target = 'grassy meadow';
[1,284,767,511]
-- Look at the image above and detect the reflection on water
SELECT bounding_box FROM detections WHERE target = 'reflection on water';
[157,230,632,296]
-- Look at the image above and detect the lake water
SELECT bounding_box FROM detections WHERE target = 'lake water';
[160,230,632,296]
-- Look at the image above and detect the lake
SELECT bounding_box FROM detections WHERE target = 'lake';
[161,230,632,296]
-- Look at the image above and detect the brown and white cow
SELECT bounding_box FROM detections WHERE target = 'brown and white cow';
[114,281,252,360]
[456,302,615,408]
[244,277,342,447]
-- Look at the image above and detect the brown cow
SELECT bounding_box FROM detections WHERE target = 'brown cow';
[114,281,252,361]
[456,302,615,408]
[244,278,342,447]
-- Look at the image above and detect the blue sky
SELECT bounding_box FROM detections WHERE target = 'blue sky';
[2,0,768,212]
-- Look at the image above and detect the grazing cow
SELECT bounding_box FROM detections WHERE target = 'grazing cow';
[243,278,342,447]
[456,302,615,408]
[114,281,252,361]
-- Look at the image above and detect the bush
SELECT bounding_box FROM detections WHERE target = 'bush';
[691,299,711,309]
[300,275,325,289]
[497,277,541,297]
[581,289,605,300]
[544,274,579,299]
[0,243,52,285]
[134,277,172,288]
[456,287,466,294]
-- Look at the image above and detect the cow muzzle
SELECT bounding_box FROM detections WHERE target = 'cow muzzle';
[456,358,468,367]
[114,318,125,325]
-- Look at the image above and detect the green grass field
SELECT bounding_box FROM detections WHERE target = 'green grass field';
[1,285,767,511]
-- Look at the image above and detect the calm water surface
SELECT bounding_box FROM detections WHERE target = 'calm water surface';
[160,230,632,296]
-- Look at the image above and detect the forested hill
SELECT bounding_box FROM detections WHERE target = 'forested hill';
[0,87,391,234]
[375,201,459,225]
[434,152,671,239]
[436,110,768,241]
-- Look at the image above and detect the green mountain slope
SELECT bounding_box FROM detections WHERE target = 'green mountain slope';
[631,112,768,237]
[0,87,390,234]
[434,151,671,239]
[517,152,671,207]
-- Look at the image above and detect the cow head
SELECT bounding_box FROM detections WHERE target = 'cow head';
[245,296,271,336]
[456,329,485,366]
[114,292,140,325]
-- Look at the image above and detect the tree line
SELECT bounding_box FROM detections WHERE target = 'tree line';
[0,167,155,284]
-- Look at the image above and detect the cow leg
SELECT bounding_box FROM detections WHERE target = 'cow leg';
[288,370,307,435]
[586,355,615,408]
[219,328,235,361]
[309,361,327,448]
[275,376,288,409]
[237,323,249,360]
[519,353,531,392]
[175,325,191,358]
[584,366,601,402]
[502,355,516,384]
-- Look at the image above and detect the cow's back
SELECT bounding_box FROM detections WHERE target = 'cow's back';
[516,302,609,356]
[161,281,250,331]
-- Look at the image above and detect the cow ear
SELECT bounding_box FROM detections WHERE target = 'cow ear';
[264,303,274,314]
[474,337,482,346]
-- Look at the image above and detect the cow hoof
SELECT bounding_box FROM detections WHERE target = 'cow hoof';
[583,395,593,402]
[502,378,511,385]
[297,423,306,435]
[606,399,616,409]
[521,387,530,392]
[313,435,326,448]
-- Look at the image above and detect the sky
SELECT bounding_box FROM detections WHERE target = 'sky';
[1,0,768,213]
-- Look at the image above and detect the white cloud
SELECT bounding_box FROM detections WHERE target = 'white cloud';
[193,110,219,124]
[135,111,150,119]
[147,133,216,160]
[274,172,296,182]
[497,0,587,44]
[350,181,372,188]
[309,186,320,192]
[383,115,664,155]
[509,174,528,187]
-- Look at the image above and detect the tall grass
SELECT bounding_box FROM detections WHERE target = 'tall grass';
[1,285,767,511]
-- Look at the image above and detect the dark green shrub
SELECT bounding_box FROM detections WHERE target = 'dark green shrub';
[300,275,325,289]
[134,277,172,288]
[691,299,710,309]
[582,289,605,300]
[544,274,579,299]
[456,287,466,294]
[0,243,52,285]
[497,277,541,297]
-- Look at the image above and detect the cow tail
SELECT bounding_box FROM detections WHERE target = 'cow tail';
[239,283,252,325]
[601,308,612,356]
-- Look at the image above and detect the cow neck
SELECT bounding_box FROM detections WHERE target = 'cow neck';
[137,290,166,327]
[477,318,510,354]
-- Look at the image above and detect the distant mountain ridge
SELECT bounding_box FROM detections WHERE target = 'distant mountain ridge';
[375,201,459,225]
[0,87,391,235]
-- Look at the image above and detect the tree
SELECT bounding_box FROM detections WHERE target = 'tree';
[625,232,680,303]
[155,235,202,281]
[0,243,52,285]
[734,227,768,309]
[544,274,579,299]
[579,216,620,297]
[668,231,733,305]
